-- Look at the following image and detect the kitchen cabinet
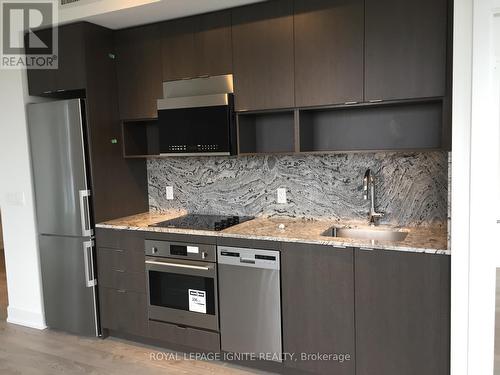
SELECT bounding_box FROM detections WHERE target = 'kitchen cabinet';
[97,247,146,293]
[96,229,148,337]
[149,320,220,353]
[99,287,148,337]
[161,17,196,81]
[231,0,295,111]
[115,23,163,120]
[95,228,145,251]
[281,243,355,375]
[194,10,232,77]
[161,10,232,81]
[294,0,364,107]
[83,25,148,223]
[27,23,86,95]
[364,0,448,101]
[355,249,450,375]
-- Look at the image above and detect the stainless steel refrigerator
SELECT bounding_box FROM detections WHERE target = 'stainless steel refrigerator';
[27,99,99,336]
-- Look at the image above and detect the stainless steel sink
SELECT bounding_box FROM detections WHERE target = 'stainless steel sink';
[322,227,408,242]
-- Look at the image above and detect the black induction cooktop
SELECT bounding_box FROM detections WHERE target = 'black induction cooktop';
[149,214,254,231]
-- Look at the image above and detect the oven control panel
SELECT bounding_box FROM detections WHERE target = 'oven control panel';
[145,239,216,262]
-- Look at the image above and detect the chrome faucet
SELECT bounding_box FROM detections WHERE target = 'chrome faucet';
[363,169,384,225]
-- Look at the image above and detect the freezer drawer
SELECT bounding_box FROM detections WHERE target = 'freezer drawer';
[217,246,282,361]
[39,235,98,336]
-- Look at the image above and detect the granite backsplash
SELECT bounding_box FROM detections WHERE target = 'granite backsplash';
[147,152,448,227]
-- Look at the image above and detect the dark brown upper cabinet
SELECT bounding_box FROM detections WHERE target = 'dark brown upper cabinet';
[232,0,295,111]
[294,0,364,107]
[27,23,86,95]
[194,10,232,77]
[364,0,448,101]
[161,10,232,81]
[161,17,196,81]
[114,24,163,120]
[281,242,355,375]
[355,249,450,375]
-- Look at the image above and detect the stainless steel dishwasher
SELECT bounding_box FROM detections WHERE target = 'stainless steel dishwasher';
[217,246,282,361]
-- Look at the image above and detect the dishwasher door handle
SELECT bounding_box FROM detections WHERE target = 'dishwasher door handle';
[240,257,255,264]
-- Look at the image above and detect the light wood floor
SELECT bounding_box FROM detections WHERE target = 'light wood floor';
[0,249,265,375]
[0,236,271,375]
[0,321,268,375]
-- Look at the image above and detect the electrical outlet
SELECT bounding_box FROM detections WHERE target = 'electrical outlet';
[5,192,25,206]
[277,188,287,204]
[165,186,174,200]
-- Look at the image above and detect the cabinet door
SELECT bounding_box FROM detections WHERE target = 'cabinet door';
[55,23,86,91]
[27,23,86,95]
[26,28,56,95]
[194,10,232,77]
[161,17,196,81]
[355,249,450,375]
[115,24,163,120]
[232,0,295,111]
[365,0,447,101]
[281,243,355,375]
[294,0,364,107]
[99,287,148,337]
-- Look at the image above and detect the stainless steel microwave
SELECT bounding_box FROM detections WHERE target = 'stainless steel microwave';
[157,74,237,156]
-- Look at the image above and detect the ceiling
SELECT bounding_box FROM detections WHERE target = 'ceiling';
[58,0,266,30]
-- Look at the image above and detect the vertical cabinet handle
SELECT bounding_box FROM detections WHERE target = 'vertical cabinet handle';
[83,240,97,288]
[79,189,93,237]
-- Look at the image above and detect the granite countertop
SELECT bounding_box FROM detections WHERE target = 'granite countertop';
[96,211,450,255]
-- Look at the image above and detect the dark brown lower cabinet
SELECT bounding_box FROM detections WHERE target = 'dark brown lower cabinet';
[99,287,148,337]
[95,228,145,251]
[355,249,451,375]
[148,320,220,353]
[97,247,146,293]
[97,229,148,337]
[281,243,355,375]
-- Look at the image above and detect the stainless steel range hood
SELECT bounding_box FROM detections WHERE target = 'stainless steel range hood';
[157,74,234,110]
[156,74,237,156]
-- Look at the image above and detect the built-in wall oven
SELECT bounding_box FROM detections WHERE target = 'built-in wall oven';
[144,240,218,331]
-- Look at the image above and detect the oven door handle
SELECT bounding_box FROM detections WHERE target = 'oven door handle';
[145,260,211,271]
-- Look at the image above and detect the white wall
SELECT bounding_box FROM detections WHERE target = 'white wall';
[0,68,46,329]
[451,1,473,373]
[451,0,500,374]
[467,0,500,373]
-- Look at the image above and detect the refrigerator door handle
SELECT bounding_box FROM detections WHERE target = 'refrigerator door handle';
[83,240,97,288]
[79,189,93,237]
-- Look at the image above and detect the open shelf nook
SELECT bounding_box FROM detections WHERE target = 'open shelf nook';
[299,100,444,152]
[237,111,296,154]
[121,119,159,158]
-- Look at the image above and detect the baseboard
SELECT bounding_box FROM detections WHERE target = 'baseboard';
[7,306,46,330]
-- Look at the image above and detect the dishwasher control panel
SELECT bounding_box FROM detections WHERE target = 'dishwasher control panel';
[217,246,280,270]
